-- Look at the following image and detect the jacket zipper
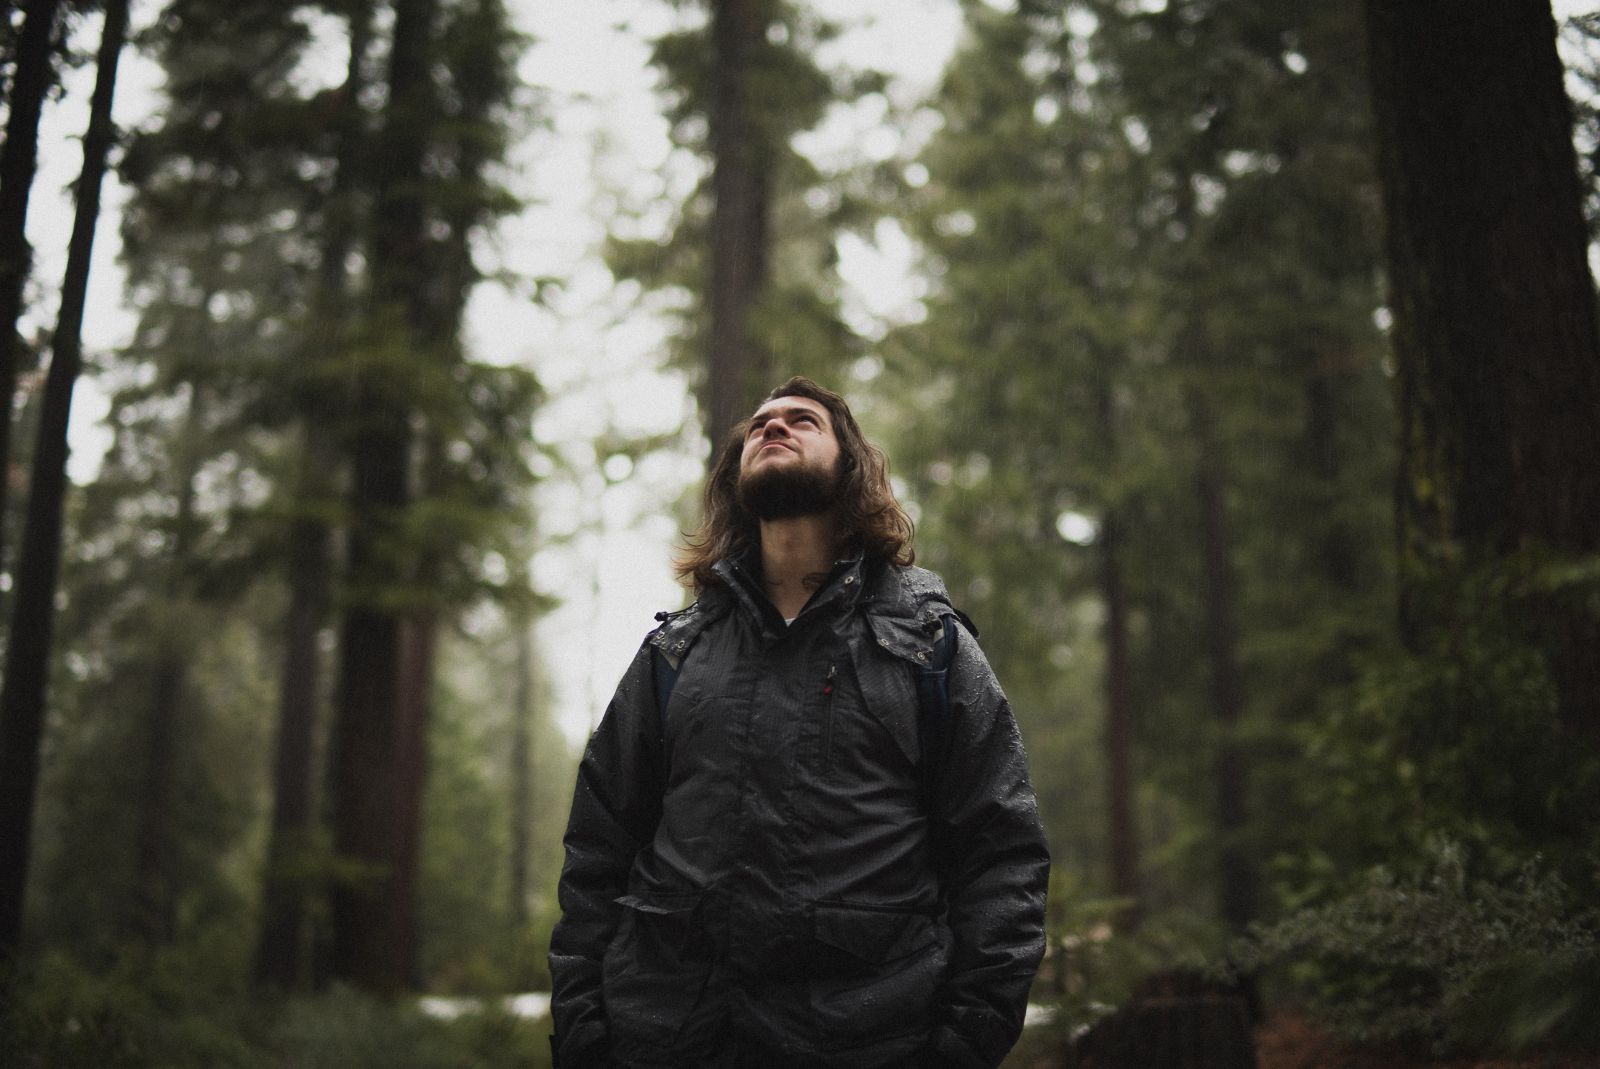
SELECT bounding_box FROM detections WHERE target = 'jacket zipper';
[822,663,837,768]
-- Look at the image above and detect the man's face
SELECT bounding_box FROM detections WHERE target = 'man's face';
[737,394,843,520]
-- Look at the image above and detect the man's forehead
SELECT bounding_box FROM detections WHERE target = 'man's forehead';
[753,395,829,421]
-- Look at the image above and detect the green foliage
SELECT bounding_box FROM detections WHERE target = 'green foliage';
[881,0,1393,930]
[1038,868,1231,1030]
[1235,840,1600,1057]
[1286,552,1600,900]
[418,624,570,994]
[0,951,553,1069]
[268,988,550,1069]
[610,0,867,400]
[30,578,279,957]
[0,931,265,1069]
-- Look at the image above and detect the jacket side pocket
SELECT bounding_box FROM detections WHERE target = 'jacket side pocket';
[602,892,711,1053]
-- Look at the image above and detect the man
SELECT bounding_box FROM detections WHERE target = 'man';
[550,377,1050,1068]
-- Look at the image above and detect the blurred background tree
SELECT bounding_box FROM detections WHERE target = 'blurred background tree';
[0,0,1597,1063]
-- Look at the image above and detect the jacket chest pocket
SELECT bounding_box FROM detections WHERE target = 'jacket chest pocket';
[814,650,921,781]
[845,640,923,772]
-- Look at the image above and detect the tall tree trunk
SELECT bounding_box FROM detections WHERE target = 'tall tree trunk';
[329,592,407,989]
[0,0,129,962]
[129,375,207,944]
[255,2,371,991]
[253,481,331,986]
[1190,394,1256,932]
[704,0,773,451]
[390,610,437,987]
[328,0,438,993]
[1100,509,1141,926]
[130,655,187,941]
[1304,364,1361,595]
[0,0,64,557]
[508,619,533,927]
[1095,386,1141,928]
[1364,0,1600,733]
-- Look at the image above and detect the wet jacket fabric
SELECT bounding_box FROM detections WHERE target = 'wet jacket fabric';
[549,554,1050,1068]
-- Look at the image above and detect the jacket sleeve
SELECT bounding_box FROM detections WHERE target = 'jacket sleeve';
[547,641,665,1067]
[928,625,1051,1068]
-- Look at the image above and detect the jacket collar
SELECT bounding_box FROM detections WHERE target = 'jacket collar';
[653,558,977,669]
[710,548,869,633]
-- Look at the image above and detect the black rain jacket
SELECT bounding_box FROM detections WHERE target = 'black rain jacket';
[549,555,1050,1068]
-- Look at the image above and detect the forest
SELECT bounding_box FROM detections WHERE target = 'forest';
[1,0,1599,1066]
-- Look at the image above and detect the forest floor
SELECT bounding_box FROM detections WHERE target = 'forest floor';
[1004,1009,1600,1069]
[1252,1011,1598,1069]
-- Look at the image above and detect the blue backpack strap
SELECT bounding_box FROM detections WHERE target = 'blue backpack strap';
[651,645,680,740]
[651,600,721,740]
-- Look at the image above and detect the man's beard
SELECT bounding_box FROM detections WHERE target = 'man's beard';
[739,458,841,520]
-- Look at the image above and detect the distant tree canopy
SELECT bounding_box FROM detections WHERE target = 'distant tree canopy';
[0,0,551,1002]
[609,0,871,454]
[883,0,1394,931]
[0,0,1597,1061]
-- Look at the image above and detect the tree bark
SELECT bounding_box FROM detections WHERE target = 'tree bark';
[129,371,208,945]
[255,2,371,992]
[704,0,774,452]
[1364,0,1600,733]
[509,619,533,926]
[390,610,437,987]
[0,0,64,559]
[253,485,331,987]
[1304,367,1361,594]
[1096,387,1141,928]
[328,0,437,994]
[1190,395,1256,932]
[130,653,187,942]
[0,0,129,962]
[254,421,337,984]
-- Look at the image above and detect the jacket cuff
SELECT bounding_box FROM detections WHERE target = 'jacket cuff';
[938,1003,1022,1068]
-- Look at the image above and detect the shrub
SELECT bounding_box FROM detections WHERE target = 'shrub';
[1234,839,1600,1057]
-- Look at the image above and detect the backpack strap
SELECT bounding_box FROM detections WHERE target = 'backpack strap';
[913,613,959,804]
[651,646,681,742]
[647,597,725,741]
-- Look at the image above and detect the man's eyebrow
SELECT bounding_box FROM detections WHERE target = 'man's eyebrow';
[751,404,826,425]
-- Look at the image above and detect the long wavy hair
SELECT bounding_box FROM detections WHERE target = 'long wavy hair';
[676,376,915,592]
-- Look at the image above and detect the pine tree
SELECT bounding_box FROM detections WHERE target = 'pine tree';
[327,0,530,992]
[1349,0,1600,875]
[1366,0,1600,734]
[612,0,859,456]
[0,0,130,963]
[0,0,66,558]
[888,0,1392,929]
[254,0,374,993]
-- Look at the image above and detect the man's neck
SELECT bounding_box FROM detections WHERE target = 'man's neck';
[757,513,841,620]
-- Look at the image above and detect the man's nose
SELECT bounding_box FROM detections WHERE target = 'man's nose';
[762,418,792,438]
